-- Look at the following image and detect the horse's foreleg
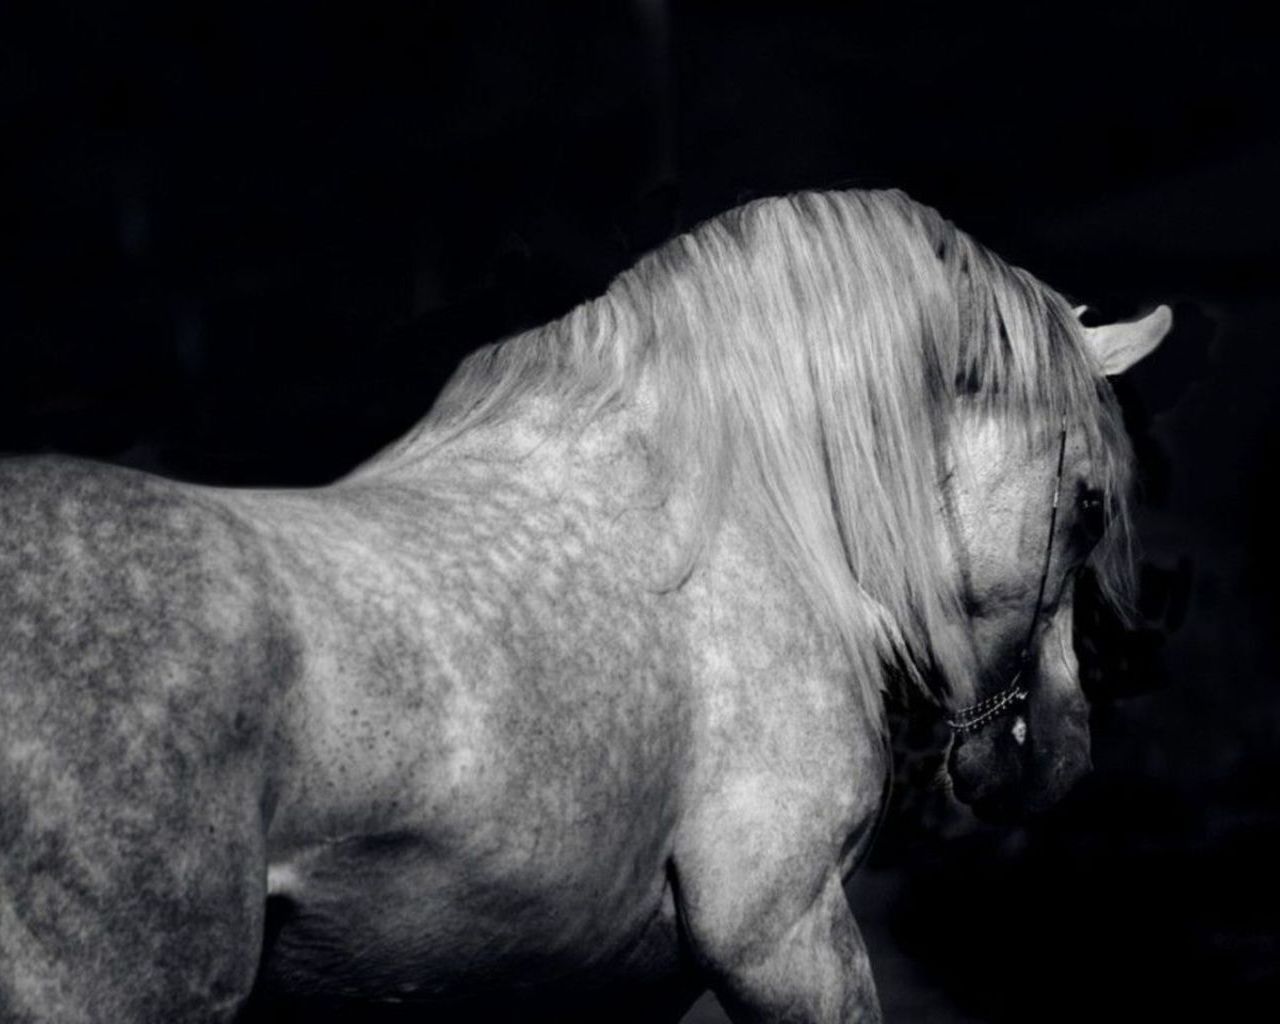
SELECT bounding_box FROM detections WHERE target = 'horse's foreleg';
[676,868,881,1024]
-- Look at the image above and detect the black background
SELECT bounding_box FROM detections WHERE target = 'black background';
[2,2,1276,1020]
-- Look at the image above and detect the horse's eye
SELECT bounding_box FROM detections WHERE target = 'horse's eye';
[1077,487,1106,541]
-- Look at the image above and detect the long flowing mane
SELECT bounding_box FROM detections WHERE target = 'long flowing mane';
[406,189,1135,724]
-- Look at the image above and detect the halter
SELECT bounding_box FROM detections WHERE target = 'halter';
[945,420,1069,735]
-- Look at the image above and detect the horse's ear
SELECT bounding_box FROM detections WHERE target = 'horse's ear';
[1081,305,1173,376]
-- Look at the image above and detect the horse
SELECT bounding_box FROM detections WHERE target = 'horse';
[0,189,1169,1023]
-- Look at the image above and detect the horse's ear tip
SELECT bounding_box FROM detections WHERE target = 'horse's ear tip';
[1084,304,1173,376]
[1142,304,1176,351]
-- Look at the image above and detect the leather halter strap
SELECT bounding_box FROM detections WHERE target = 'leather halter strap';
[945,421,1069,734]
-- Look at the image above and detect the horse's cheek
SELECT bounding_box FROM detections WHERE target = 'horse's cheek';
[1027,623,1092,803]
[1027,694,1092,807]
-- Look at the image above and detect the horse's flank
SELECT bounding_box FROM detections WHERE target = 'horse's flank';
[0,458,283,1019]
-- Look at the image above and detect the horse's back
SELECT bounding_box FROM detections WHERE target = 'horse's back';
[0,456,286,1023]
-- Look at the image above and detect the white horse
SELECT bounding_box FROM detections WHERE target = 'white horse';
[0,189,1169,1022]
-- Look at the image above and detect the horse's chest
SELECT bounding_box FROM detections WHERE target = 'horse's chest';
[260,807,680,1005]
[261,640,687,1002]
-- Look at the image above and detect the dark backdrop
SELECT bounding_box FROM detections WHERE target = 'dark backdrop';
[2,2,1275,1021]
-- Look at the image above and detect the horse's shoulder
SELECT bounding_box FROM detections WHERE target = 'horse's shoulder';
[683,518,885,830]
[674,525,885,961]
[692,513,852,694]
[383,445,670,634]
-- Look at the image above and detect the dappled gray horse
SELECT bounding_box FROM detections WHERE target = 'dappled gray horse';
[0,190,1169,1023]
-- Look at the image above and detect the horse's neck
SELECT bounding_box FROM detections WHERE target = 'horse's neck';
[356,387,661,494]
[349,382,816,607]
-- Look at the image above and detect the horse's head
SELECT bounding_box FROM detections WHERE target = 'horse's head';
[941,306,1171,822]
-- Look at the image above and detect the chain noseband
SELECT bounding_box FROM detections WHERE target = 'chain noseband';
[945,422,1069,735]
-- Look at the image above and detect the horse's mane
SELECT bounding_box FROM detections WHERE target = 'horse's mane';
[417,189,1135,724]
